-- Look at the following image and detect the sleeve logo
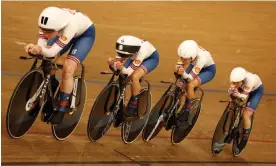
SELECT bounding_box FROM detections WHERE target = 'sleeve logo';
[244,86,250,91]
[61,35,67,41]
[135,60,141,64]
[195,67,201,73]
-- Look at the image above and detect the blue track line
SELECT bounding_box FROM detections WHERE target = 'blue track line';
[2,71,276,96]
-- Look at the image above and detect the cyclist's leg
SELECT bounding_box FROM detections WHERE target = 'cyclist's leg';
[128,50,159,115]
[51,25,95,124]
[47,36,74,92]
[179,64,216,122]
[239,84,264,149]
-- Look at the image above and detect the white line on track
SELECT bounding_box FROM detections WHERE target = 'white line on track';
[14,41,27,46]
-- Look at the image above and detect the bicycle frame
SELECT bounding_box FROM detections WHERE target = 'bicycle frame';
[164,83,182,125]
[25,60,56,112]
[102,72,129,135]
[145,79,182,141]
[221,99,246,138]
[24,55,85,115]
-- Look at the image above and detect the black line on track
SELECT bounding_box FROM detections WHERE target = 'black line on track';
[114,149,148,166]
[2,161,276,165]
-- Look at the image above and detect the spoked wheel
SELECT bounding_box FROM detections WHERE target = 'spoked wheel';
[87,83,119,141]
[142,92,174,142]
[52,77,87,141]
[171,91,203,145]
[232,115,254,157]
[6,70,44,138]
[211,107,233,156]
[121,89,151,144]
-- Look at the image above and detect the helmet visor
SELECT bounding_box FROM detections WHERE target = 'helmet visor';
[116,52,132,58]
[39,27,56,33]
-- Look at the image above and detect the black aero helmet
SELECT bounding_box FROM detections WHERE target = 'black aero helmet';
[115,35,142,58]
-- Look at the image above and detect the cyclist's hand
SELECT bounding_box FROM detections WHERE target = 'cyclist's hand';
[177,67,185,75]
[114,61,123,70]
[173,65,181,73]
[24,43,35,53]
[228,87,238,95]
[107,58,114,65]
[28,45,42,55]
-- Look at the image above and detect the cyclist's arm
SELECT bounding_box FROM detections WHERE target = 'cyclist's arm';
[121,53,146,76]
[37,30,48,47]
[232,78,255,101]
[40,24,76,58]
[183,57,206,81]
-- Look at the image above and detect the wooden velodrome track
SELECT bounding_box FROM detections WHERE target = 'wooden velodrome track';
[2,2,276,166]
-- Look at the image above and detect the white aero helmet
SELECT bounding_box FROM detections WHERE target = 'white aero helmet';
[116,35,141,58]
[38,7,71,31]
[230,67,247,82]
[177,40,198,61]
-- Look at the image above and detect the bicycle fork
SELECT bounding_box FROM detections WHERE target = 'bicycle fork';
[228,110,241,135]
[224,110,241,144]
[25,75,50,112]
[102,88,125,135]
[233,111,241,128]
[146,99,179,141]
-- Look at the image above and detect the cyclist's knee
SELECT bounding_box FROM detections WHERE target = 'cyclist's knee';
[62,60,77,79]
[131,73,139,82]
[131,69,144,82]
[62,69,74,80]
[187,81,196,90]
[243,108,254,118]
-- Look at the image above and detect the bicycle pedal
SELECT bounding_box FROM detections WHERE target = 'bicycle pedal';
[52,105,58,111]
[224,135,233,144]
[46,113,54,124]
[68,108,77,115]
[164,124,172,131]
